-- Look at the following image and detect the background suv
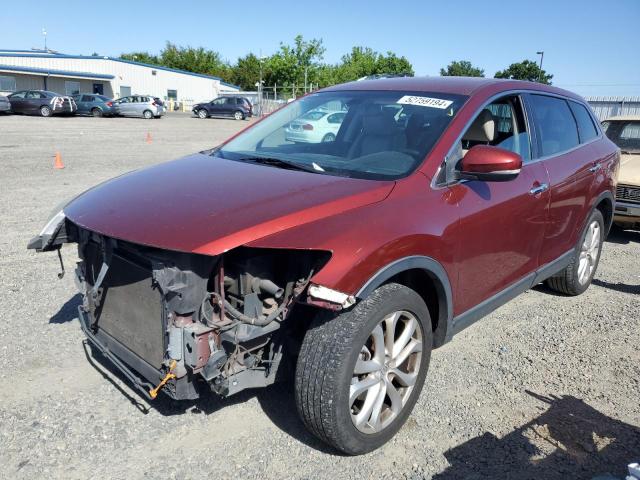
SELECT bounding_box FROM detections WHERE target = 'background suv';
[7,90,76,116]
[602,115,640,228]
[29,77,618,456]
[192,96,252,120]
[113,95,164,119]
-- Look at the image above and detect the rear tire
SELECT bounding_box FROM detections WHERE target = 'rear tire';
[40,105,52,117]
[91,107,102,117]
[547,209,604,295]
[295,283,432,455]
[234,110,244,121]
[197,109,208,119]
[143,109,153,119]
[322,133,336,142]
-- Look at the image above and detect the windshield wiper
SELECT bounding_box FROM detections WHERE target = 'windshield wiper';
[237,156,323,173]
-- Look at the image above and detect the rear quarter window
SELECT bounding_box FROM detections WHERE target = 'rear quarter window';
[569,101,599,143]
[528,94,579,157]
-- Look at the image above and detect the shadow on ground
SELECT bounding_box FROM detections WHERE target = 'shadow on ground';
[606,226,640,245]
[432,391,640,480]
[49,294,82,323]
[82,338,336,453]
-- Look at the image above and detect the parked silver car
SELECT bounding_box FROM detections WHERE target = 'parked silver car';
[113,95,164,119]
[0,95,12,113]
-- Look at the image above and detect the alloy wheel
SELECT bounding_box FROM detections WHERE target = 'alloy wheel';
[350,310,423,434]
[198,109,207,119]
[578,220,601,285]
[234,111,244,120]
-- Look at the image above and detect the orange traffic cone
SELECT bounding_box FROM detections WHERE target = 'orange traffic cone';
[145,132,152,144]
[54,152,64,169]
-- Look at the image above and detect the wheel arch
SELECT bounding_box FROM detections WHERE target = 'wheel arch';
[593,190,614,234]
[356,256,453,348]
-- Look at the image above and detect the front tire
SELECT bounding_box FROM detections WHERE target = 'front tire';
[295,283,432,455]
[40,105,52,117]
[547,209,604,295]
[197,109,208,119]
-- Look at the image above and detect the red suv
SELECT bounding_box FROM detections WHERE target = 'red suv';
[29,77,619,455]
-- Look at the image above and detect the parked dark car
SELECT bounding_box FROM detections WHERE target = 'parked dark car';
[29,77,618,455]
[0,95,11,113]
[8,90,76,117]
[72,94,115,117]
[192,96,252,120]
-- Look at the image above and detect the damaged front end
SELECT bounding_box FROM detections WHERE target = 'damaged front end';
[29,214,334,401]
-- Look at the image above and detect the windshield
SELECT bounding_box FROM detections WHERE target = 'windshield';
[216,90,467,180]
[602,120,640,152]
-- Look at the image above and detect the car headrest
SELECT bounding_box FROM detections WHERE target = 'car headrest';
[463,109,496,142]
[362,113,397,135]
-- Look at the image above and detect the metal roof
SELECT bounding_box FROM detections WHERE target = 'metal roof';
[0,50,240,89]
[0,64,114,80]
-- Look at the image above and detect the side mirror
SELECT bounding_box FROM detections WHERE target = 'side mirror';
[459,145,522,182]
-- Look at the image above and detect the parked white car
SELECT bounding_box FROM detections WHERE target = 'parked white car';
[285,109,346,143]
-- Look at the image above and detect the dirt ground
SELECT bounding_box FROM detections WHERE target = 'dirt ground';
[0,113,638,480]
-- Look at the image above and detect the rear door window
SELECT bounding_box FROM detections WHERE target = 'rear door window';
[82,95,94,102]
[528,95,579,157]
[569,101,599,143]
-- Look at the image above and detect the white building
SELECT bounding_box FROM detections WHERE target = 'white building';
[0,49,239,102]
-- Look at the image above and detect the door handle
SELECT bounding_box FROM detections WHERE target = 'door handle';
[529,183,549,196]
[589,163,602,173]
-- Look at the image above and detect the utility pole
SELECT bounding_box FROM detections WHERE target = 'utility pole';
[536,51,544,82]
[42,28,47,51]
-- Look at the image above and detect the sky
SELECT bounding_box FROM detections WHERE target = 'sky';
[1,0,639,97]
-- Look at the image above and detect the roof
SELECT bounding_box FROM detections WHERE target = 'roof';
[602,115,640,121]
[0,64,114,80]
[0,50,240,89]
[324,76,582,99]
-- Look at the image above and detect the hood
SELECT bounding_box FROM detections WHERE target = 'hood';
[619,153,640,186]
[64,153,394,254]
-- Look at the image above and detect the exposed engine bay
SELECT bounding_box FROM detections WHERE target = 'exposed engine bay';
[32,217,335,400]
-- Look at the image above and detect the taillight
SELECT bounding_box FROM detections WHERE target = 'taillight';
[106,101,113,107]
[302,123,313,130]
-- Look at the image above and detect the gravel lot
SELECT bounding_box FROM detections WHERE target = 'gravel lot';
[0,113,638,480]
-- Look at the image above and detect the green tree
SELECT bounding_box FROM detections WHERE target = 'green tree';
[159,42,233,81]
[232,53,262,91]
[119,51,160,65]
[494,60,553,84]
[440,60,484,77]
[330,47,414,84]
[375,51,413,77]
[264,35,325,91]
